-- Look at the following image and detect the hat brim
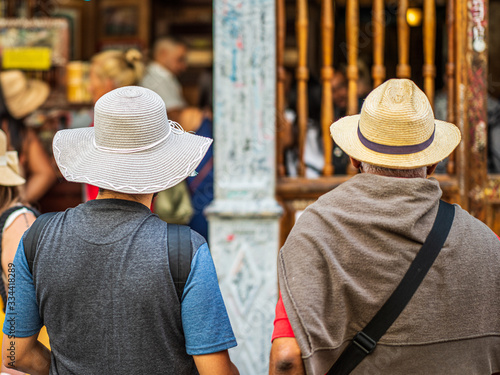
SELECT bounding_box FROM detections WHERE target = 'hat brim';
[331,115,461,169]
[0,166,25,186]
[53,127,212,194]
[9,79,50,119]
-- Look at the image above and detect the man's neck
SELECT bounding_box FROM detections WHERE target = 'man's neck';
[96,190,153,208]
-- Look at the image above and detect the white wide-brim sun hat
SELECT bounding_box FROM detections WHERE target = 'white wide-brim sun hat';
[331,79,461,169]
[53,86,212,194]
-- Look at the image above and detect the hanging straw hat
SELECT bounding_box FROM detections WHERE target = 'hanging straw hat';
[0,70,50,119]
[0,129,25,186]
[53,86,212,194]
[331,79,461,169]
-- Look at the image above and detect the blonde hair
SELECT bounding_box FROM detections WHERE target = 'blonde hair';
[91,49,145,88]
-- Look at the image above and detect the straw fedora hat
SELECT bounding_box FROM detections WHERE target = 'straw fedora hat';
[0,129,25,186]
[53,86,212,194]
[331,79,461,169]
[0,70,50,119]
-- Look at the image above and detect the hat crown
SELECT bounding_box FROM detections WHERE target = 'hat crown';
[359,79,435,147]
[0,70,27,100]
[94,86,170,150]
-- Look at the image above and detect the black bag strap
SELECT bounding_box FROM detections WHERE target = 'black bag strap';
[23,212,57,275]
[327,200,455,375]
[167,224,193,301]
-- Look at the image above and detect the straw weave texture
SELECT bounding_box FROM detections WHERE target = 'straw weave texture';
[0,70,49,119]
[331,79,461,169]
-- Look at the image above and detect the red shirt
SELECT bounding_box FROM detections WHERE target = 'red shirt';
[86,122,99,201]
[271,291,295,341]
[86,184,99,201]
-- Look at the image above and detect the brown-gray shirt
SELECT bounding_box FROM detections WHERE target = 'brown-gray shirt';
[279,173,500,374]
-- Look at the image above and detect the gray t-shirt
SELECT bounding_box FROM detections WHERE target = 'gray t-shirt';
[4,199,236,374]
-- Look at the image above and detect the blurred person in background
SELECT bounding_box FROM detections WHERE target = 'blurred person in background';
[184,70,215,240]
[330,60,372,174]
[0,71,56,206]
[141,36,204,133]
[434,76,500,174]
[142,37,188,118]
[0,130,49,374]
[143,37,216,227]
[283,60,372,177]
[331,60,371,120]
[86,49,145,201]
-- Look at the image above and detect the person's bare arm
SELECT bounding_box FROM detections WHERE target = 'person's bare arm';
[178,107,204,132]
[193,350,239,375]
[22,130,56,203]
[269,337,305,375]
[2,333,50,375]
[166,108,183,123]
[1,212,36,286]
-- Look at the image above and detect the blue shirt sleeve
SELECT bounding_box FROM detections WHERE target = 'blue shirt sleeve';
[181,243,237,355]
[2,237,43,338]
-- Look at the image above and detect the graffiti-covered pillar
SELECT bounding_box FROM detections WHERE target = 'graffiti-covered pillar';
[455,0,489,217]
[207,0,282,374]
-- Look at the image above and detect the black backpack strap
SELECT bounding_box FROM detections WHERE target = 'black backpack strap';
[327,200,455,375]
[167,224,193,301]
[23,212,57,275]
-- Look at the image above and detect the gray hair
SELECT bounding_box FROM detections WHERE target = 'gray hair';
[360,162,427,178]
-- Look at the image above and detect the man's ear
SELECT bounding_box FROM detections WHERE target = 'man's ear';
[349,157,361,169]
[427,163,438,176]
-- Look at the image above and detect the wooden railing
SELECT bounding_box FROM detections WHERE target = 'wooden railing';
[276,0,464,243]
[276,0,460,180]
[372,0,386,88]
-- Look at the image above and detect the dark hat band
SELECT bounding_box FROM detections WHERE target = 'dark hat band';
[357,123,435,155]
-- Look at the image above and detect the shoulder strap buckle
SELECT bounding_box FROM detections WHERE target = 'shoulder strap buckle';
[352,331,376,354]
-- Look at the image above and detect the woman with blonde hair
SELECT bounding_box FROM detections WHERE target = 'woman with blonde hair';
[0,129,49,374]
[86,49,145,200]
[88,49,144,103]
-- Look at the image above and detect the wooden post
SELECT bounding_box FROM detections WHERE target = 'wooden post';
[296,0,309,177]
[397,0,411,78]
[455,0,469,210]
[372,0,386,88]
[423,0,436,107]
[346,0,359,116]
[321,0,334,176]
[276,0,286,177]
[446,0,456,175]
[465,0,488,219]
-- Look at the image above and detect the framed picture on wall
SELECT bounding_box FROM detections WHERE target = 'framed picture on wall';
[98,0,150,50]
[0,18,69,68]
[53,7,82,60]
